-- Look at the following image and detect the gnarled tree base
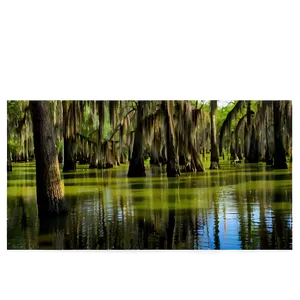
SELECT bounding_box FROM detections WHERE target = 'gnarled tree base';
[247,157,259,163]
[209,161,219,169]
[159,156,167,165]
[105,162,114,169]
[191,146,204,172]
[167,161,180,177]
[63,160,76,172]
[128,163,146,177]
[274,160,288,169]
[150,156,160,166]
[120,153,127,164]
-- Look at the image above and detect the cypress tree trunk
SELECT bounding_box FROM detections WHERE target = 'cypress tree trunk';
[1,119,9,175]
[162,101,180,177]
[4,96,12,175]
[245,101,252,162]
[128,102,146,177]
[4,119,12,174]
[209,100,219,169]
[29,101,67,216]
[62,101,77,171]
[191,144,204,171]
[265,121,273,165]
[89,144,98,169]
[63,137,76,171]
[150,133,160,166]
[273,101,288,169]
[96,96,105,169]
[247,125,259,163]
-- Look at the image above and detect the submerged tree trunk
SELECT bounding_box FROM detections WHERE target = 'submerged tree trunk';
[4,119,12,174]
[89,144,98,169]
[62,101,77,171]
[273,101,288,169]
[63,137,76,171]
[247,124,259,163]
[29,101,67,216]
[96,96,105,169]
[162,101,180,177]
[4,96,12,175]
[209,101,219,169]
[150,131,161,166]
[128,102,146,177]
[244,101,252,162]
[191,144,204,171]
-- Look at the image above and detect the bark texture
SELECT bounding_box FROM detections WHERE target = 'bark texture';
[162,101,180,177]
[30,101,67,216]
[128,102,146,177]
[62,101,77,171]
[247,124,259,163]
[209,101,219,169]
[273,101,288,169]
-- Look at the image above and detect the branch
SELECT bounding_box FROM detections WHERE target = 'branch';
[109,108,135,140]
[16,105,30,133]
[76,132,97,146]
[87,128,98,137]
[192,104,204,113]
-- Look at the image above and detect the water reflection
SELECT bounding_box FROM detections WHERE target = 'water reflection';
[7,163,292,250]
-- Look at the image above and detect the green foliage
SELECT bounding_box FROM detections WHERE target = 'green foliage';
[7,100,22,121]
[8,138,23,155]
[216,101,237,133]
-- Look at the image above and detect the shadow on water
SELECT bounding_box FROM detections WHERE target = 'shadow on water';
[7,162,292,250]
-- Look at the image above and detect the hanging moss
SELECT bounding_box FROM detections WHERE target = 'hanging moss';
[219,101,246,156]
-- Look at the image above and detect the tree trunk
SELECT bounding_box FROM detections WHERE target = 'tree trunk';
[247,124,259,163]
[128,102,146,177]
[245,101,252,161]
[103,141,115,169]
[96,96,105,169]
[150,133,160,166]
[209,100,219,169]
[273,101,288,169]
[89,144,98,169]
[63,137,76,171]
[4,119,12,174]
[29,101,67,216]
[162,101,180,177]
[62,101,77,171]
[191,144,204,171]
[4,96,12,175]
[159,146,167,165]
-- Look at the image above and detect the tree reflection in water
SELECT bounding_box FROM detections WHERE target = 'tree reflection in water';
[7,163,292,250]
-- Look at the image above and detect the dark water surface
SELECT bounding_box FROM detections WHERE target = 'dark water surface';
[7,162,292,250]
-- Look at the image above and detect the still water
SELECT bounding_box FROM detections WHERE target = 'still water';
[7,162,292,250]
